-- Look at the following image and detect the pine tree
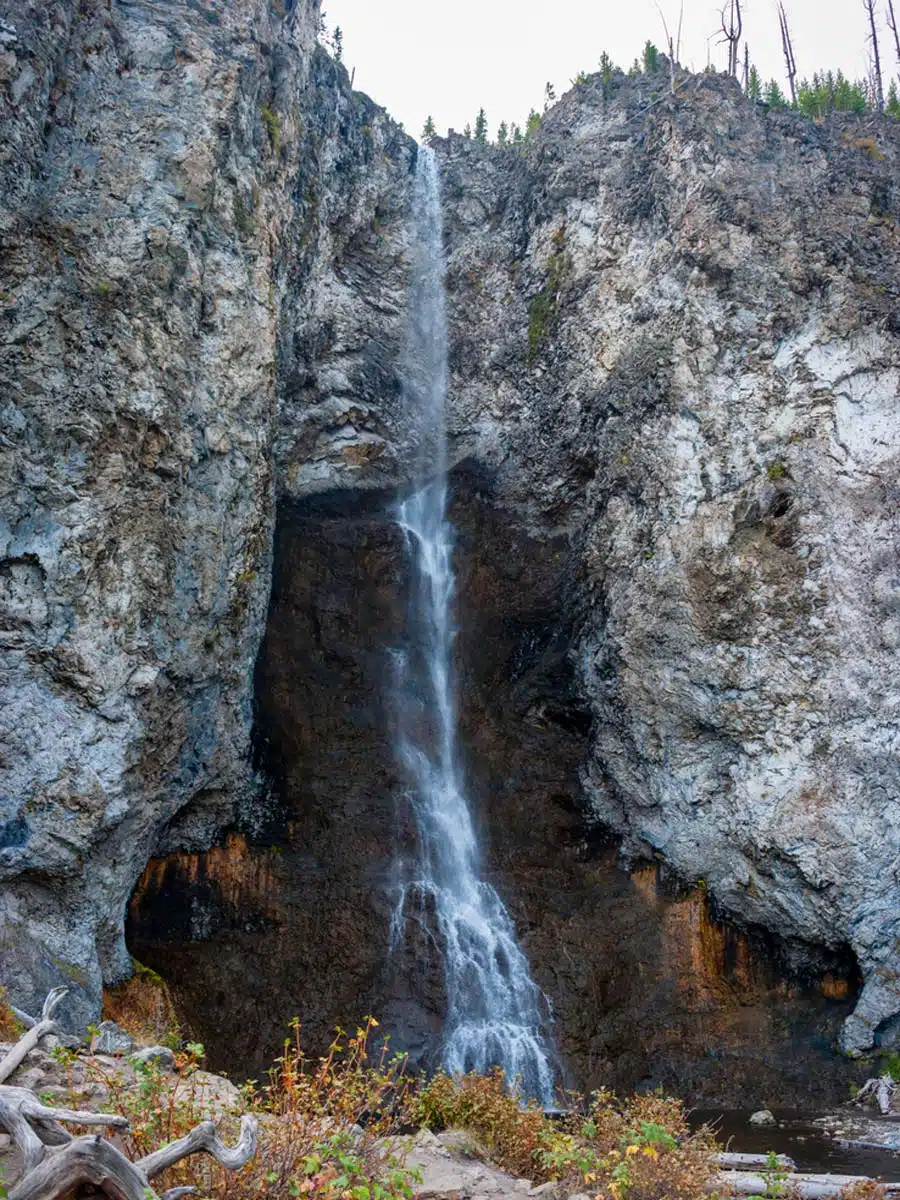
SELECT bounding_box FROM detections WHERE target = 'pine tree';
[642,41,660,73]
[474,107,488,143]
[525,108,542,138]
[599,51,616,98]
[497,120,509,146]
[797,71,869,117]
[763,78,788,108]
[422,115,437,141]
[543,81,556,111]
[463,123,472,139]
[888,80,900,117]
[628,58,642,78]
[747,64,762,100]
[332,26,343,63]
[511,122,523,144]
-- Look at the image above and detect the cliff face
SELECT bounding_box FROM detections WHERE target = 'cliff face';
[0,0,413,1026]
[3,1,900,1082]
[435,70,900,1057]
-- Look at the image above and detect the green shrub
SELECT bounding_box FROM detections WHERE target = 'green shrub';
[527,228,571,360]
[261,103,280,150]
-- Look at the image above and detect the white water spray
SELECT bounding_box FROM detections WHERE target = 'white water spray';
[390,147,555,1104]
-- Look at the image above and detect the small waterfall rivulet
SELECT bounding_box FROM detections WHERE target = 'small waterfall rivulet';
[389,146,555,1104]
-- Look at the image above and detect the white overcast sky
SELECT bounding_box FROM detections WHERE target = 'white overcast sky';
[321,0,888,139]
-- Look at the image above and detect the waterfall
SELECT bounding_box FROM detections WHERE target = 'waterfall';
[389,146,555,1105]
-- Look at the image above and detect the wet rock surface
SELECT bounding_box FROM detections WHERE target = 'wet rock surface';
[130,467,865,1105]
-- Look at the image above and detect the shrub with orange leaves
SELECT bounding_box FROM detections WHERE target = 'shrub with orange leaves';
[70,1017,421,1200]
[416,1072,719,1200]
[0,986,22,1040]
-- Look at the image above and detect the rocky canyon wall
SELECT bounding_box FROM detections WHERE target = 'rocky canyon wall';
[0,0,414,1027]
[434,69,900,1059]
[3,0,900,1096]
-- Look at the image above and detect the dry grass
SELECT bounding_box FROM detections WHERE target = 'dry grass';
[61,1018,879,1200]
[416,1072,720,1200]
[76,1018,420,1199]
[102,960,181,1047]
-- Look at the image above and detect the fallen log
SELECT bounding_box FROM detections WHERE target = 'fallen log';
[0,989,258,1199]
[714,1152,796,1170]
[713,1170,900,1198]
[0,987,67,1083]
[851,1075,897,1114]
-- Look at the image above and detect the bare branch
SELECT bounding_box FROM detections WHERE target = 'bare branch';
[0,988,67,1084]
[714,1170,900,1198]
[137,1115,258,1179]
[654,1,679,92]
[887,0,900,74]
[777,1,798,104]
[0,990,258,1199]
[717,0,743,76]
[9,1008,36,1031]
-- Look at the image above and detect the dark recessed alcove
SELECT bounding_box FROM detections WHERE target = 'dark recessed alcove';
[127,465,865,1104]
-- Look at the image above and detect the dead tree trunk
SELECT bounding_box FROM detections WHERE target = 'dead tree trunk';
[719,0,743,76]
[0,987,67,1083]
[887,0,900,76]
[849,1072,897,1113]
[865,0,886,110]
[777,1,798,104]
[0,990,258,1199]
[654,1,683,94]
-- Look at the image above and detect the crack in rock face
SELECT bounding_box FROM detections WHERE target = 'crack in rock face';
[2,0,900,1089]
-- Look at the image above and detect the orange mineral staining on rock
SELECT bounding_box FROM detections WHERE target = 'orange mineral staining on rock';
[130,832,283,925]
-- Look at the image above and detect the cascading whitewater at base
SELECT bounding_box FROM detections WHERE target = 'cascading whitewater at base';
[388,147,556,1104]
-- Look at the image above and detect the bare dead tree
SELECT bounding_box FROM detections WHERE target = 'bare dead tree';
[864,0,886,110]
[777,1,798,104]
[0,990,258,1199]
[719,0,743,75]
[654,1,685,93]
[743,42,750,90]
[887,0,900,76]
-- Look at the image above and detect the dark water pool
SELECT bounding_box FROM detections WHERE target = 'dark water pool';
[690,1109,900,1179]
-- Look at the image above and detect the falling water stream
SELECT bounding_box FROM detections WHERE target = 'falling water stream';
[389,147,555,1104]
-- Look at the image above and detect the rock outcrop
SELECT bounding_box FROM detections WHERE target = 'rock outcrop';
[4,0,900,1091]
[434,69,900,1057]
[0,0,413,1027]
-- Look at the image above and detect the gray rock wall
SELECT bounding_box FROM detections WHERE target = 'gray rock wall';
[435,68,900,1056]
[0,0,413,1026]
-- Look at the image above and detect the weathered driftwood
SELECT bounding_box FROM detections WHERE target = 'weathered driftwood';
[9,1006,36,1030]
[851,1073,897,1114]
[0,986,67,1083]
[713,1171,900,1198]
[0,989,259,1199]
[137,1116,259,1178]
[713,1151,796,1170]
